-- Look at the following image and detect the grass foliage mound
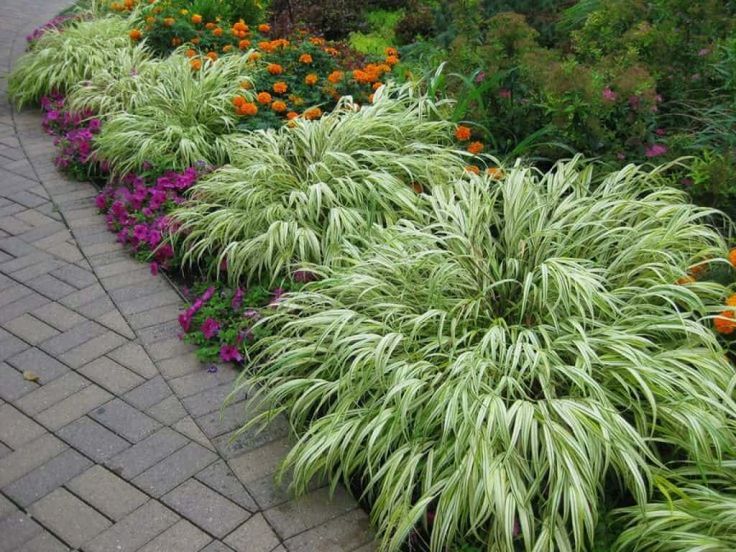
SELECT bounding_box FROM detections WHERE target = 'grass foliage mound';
[171,84,470,283]
[8,17,133,108]
[243,160,736,551]
[93,54,254,173]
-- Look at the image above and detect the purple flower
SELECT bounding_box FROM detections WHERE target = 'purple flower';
[200,318,220,339]
[207,364,218,373]
[645,144,668,158]
[46,110,60,121]
[243,309,260,321]
[133,224,148,241]
[655,128,666,137]
[219,344,243,363]
[269,288,285,306]
[88,118,101,132]
[201,287,216,302]
[150,261,159,276]
[602,87,617,102]
[475,71,486,83]
[178,310,193,332]
[231,287,244,310]
[293,269,317,283]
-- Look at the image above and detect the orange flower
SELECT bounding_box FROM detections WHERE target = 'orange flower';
[267,63,283,75]
[206,51,218,61]
[258,23,271,33]
[467,141,484,155]
[191,14,202,24]
[676,275,696,285]
[146,16,155,24]
[232,96,245,107]
[715,310,736,334]
[232,20,249,32]
[213,27,223,37]
[465,165,480,175]
[386,55,399,66]
[412,181,423,194]
[257,91,272,104]
[238,102,258,116]
[248,52,261,62]
[324,47,339,56]
[726,294,736,307]
[304,107,322,120]
[205,22,216,30]
[327,70,343,84]
[299,53,313,64]
[486,167,504,179]
[310,37,325,45]
[372,82,383,91]
[240,80,253,89]
[286,111,298,120]
[190,59,202,71]
[730,248,736,267]
[171,37,182,47]
[271,100,287,113]
[385,47,398,57]
[163,17,175,27]
[368,94,375,103]
[222,44,233,53]
[273,81,288,94]
[455,125,472,141]
[185,48,196,58]
[129,29,142,41]
[191,37,200,45]
[305,73,318,86]
[239,39,251,49]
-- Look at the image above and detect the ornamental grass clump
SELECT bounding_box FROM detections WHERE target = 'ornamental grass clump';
[241,159,736,551]
[8,17,134,108]
[93,52,255,174]
[170,83,471,283]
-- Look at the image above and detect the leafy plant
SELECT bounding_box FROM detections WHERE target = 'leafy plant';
[8,17,134,108]
[241,159,736,551]
[93,53,253,173]
[170,83,470,284]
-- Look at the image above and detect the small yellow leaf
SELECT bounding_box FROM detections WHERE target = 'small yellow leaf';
[23,370,40,383]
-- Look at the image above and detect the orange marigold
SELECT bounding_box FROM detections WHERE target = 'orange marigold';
[486,167,504,179]
[299,53,313,64]
[191,14,202,24]
[205,22,216,30]
[222,44,233,53]
[286,111,299,120]
[324,47,339,56]
[206,51,218,61]
[190,59,202,71]
[129,29,142,41]
[372,82,383,91]
[327,70,343,84]
[727,294,736,307]
[729,248,736,267]
[715,310,736,334]
[239,39,251,49]
[304,73,318,86]
[240,80,253,89]
[248,52,261,62]
[171,37,182,46]
[258,23,271,33]
[257,92,272,104]
[465,165,481,175]
[191,37,200,45]
[213,27,223,37]
[232,95,245,107]
[385,47,398,57]
[238,102,258,116]
[271,100,287,113]
[304,107,322,120]
[273,81,288,94]
[267,63,283,75]
[385,55,399,66]
[163,17,175,27]
[467,141,484,155]
[185,48,196,58]
[454,125,472,141]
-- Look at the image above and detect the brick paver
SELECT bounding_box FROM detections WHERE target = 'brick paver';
[0,2,374,550]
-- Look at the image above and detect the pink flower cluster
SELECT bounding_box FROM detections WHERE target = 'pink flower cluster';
[26,14,77,43]
[95,168,200,274]
[40,94,102,174]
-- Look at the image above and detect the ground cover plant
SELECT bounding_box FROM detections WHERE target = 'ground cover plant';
[9,1,736,551]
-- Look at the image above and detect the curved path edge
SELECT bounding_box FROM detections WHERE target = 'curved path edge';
[0,2,374,551]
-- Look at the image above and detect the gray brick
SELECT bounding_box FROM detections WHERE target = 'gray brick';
[14,532,70,552]
[59,283,106,310]
[96,309,135,339]
[158,353,205,378]
[7,347,69,383]
[2,313,58,344]
[174,416,216,451]
[282,508,373,552]
[0,360,37,401]
[29,488,112,549]
[224,513,281,552]
[228,438,291,484]
[146,395,188,425]
[39,320,106,356]
[106,427,188,479]
[201,542,236,552]
[163,479,250,538]
[107,342,158,379]
[3,448,92,507]
[58,416,131,462]
[197,400,248,439]
[138,519,212,552]
[0,493,15,517]
[263,487,358,539]
[169,367,237,398]
[26,274,76,300]
[67,465,148,521]
[196,460,258,512]
[0,511,43,552]
[118,290,181,316]
[58,331,127,369]
[145,335,195,362]
[0,403,46,448]
[32,302,85,331]
[211,417,290,459]
[128,304,182,330]
[36,384,113,430]
[90,398,161,442]
[79,356,144,394]
[0,433,67,487]
[11,259,65,281]
[15,371,90,416]
[82,500,179,552]
[184,383,248,418]
[133,442,218,497]
[51,264,97,289]
[124,375,171,410]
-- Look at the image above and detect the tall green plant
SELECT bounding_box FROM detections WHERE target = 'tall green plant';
[8,17,134,108]
[241,159,736,551]
[170,83,471,283]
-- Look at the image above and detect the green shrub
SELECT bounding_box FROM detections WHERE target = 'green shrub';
[93,53,254,173]
[170,83,470,283]
[8,17,134,108]
[242,159,736,551]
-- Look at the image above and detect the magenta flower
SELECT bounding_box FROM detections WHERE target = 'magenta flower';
[178,310,193,332]
[133,224,148,241]
[244,309,260,321]
[231,288,244,310]
[201,318,220,339]
[498,88,511,99]
[601,87,617,102]
[269,288,285,306]
[201,287,215,302]
[219,344,243,363]
[293,269,317,283]
[150,261,159,276]
[645,144,668,158]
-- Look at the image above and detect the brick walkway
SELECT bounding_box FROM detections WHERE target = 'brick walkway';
[0,3,373,551]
